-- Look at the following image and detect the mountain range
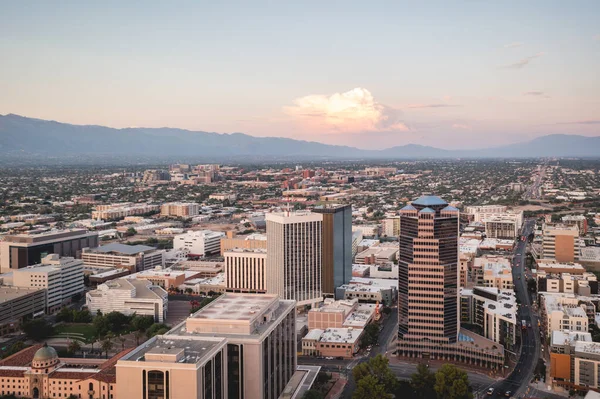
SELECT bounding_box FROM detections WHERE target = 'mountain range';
[1,113,599,161]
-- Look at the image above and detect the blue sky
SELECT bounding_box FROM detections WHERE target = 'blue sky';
[1,1,599,149]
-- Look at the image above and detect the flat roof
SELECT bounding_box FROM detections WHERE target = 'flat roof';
[190,293,277,321]
[552,330,592,347]
[119,336,224,365]
[0,286,43,302]
[93,243,155,255]
[319,328,363,344]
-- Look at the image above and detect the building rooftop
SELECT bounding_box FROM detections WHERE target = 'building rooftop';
[0,286,43,302]
[318,328,363,344]
[575,341,600,356]
[189,293,276,321]
[551,330,592,347]
[93,243,156,255]
[119,336,224,365]
[411,195,447,207]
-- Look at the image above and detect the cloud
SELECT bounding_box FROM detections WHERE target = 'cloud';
[523,91,550,98]
[406,103,461,109]
[284,88,408,132]
[452,123,471,130]
[554,120,600,125]
[504,42,524,48]
[502,52,544,69]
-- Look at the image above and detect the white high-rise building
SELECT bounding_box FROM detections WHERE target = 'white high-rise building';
[11,254,84,313]
[266,211,323,307]
[224,248,267,293]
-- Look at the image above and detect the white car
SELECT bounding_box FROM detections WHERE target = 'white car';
[487,388,494,395]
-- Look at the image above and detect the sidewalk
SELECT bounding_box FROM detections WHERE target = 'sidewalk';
[529,380,569,397]
[325,373,347,399]
[387,355,504,380]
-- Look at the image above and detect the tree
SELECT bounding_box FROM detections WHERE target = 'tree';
[131,315,154,332]
[56,307,74,323]
[360,323,380,348]
[352,354,397,393]
[410,364,436,399]
[352,375,392,399]
[101,337,114,358]
[434,364,473,399]
[126,227,137,237]
[527,278,537,293]
[67,340,82,355]
[22,318,54,341]
[302,390,324,399]
[118,335,127,351]
[135,330,146,346]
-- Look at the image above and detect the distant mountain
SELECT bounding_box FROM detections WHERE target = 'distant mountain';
[0,114,599,161]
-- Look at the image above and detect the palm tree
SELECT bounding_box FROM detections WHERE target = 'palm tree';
[101,337,114,359]
[135,330,145,346]
[118,335,127,351]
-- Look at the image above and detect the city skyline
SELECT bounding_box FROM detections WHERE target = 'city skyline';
[1,1,600,149]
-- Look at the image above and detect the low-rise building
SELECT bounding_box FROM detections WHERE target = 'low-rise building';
[308,298,375,330]
[301,327,363,358]
[550,330,592,389]
[174,230,225,258]
[81,243,165,272]
[367,264,398,279]
[86,278,168,322]
[335,278,397,306]
[540,293,589,336]
[92,203,160,220]
[473,256,513,290]
[179,273,226,295]
[354,244,398,265]
[0,286,45,335]
[537,271,598,295]
[160,202,200,218]
[220,233,267,253]
[562,215,588,236]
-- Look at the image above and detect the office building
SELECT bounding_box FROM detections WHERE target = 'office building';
[540,293,589,336]
[0,229,98,273]
[116,335,227,399]
[81,243,165,273]
[463,205,508,222]
[224,248,267,293]
[537,270,598,295]
[174,230,226,258]
[354,244,398,265]
[483,214,521,239]
[542,223,581,263]
[86,278,168,322]
[0,286,45,335]
[301,327,363,358]
[166,293,297,399]
[396,196,504,369]
[11,254,84,313]
[160,202,200,218]
[335,278,397,306]
[308,298,375,330]
[266,211,323,307]
[550,331,594,391]
[314,204,353,295]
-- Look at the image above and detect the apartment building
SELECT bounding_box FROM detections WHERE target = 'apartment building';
[174,230,226,257]
[540,293,589,336]
[82,243,165,272]
[86,278,168,322]
[91,203,160,220]
[463,205,508,222]
[537,271,598,295]
[460,287,517,350]
[11,254,84,313]
[542,223,581,262]
[266,211,323,307]
[472,256,513,290]
[562,215,589,236]
[224,248,267,293]
[0,287,45,335]
[116,336,228,399]
[550,330,592,389]
[484,214,521,239]
[0,229,98,273]
[166,293,296,399]
[160,202,200,218]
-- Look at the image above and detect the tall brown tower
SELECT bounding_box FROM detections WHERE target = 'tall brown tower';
[397,196,460,354]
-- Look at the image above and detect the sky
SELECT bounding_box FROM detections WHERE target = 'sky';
[1,1,599,150]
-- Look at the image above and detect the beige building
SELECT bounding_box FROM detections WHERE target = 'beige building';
[92,203,160,220]
[266,212,323,307]
[302,327,363,358]
[483,214,521,239]
[381,216,401,237]
[160,202,200,218]
[542,223,581,263]
[116,335,227,399]
[11,254,84,313]
[463,205,508,222]
[86,278,168,322]
[540,293,589,336]
[0,286,45,335]
[174,230,225,258]
[308,298,375,330]
[0,343,130,399]
[220,233,267,253]
[166,293,297,399]
[224,248,267,293]
[0,229,98,273]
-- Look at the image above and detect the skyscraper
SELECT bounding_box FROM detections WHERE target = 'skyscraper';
[398,196,460,346]
[314,204,352,296]
[397,196,505,368]
[266,211,323,307]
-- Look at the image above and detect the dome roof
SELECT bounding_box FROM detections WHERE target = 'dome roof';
[33,344,58,362]
[412,195,447,207]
